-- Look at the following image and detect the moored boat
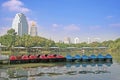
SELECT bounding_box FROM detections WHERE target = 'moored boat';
[39,54,49,62]
[97,54,105,61]
[105,54,112,62]
[89,54,97,62]
[47,54,57,62]
[66,55,73,62]
[56,54,66,62]
[21,55,29,63]
[74,54,81,62]
[10,55,17,64]
[28,54,37,63]
[81,55,89,62]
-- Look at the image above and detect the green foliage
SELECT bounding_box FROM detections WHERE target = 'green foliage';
[0,28,16,48]
[0,29,120,52]
[7,28,15,35]
[56,43,69,48]
[0,29,56,50]
[56,39,120,52]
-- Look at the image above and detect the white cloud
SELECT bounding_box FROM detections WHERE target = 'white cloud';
[106,16,113,19]
[52,24,59,28]
[109,23,120,27]
[64,24,80,31]
[2,0,30,13]
[89,25,101,30]
[51,24,63,32]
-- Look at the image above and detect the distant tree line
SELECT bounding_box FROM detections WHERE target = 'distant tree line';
[56,38,120,52]
[0,29,119,52]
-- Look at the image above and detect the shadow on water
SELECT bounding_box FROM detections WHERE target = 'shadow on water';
[111,51,120,64]
[0,61,113,80]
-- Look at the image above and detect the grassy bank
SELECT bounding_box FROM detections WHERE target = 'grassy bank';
[0,62,66,68]
[1,51,28,55]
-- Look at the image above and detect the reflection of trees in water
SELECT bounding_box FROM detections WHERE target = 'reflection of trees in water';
[5,62,112,79]
[0,61,112,80]
[111,52,120,64]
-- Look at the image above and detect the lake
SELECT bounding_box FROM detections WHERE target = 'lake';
[0,54,120,80]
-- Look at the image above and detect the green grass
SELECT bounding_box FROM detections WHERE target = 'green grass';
[0,62,66,68]
[1,51,28,55]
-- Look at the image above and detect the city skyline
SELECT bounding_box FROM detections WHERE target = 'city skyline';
[0,0,120,42]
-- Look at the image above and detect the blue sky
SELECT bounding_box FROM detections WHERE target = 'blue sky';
[0,0,120,42]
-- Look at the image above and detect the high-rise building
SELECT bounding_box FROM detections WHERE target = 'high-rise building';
[30,21,37,36]
[74,37,80,44]
[64,37,71,44]
[12,13,28,36]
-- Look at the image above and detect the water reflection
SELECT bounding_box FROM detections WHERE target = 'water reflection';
[0,61,113,80]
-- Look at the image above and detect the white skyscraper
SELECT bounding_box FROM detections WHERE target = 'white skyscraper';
[12,13,28,36]
[87,37,90,44]
[64,37,71,44]
[30,21,37,36]
[74,37,80,44]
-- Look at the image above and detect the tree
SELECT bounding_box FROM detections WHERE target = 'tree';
[7,28,15,35]
[0,28,16,49]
